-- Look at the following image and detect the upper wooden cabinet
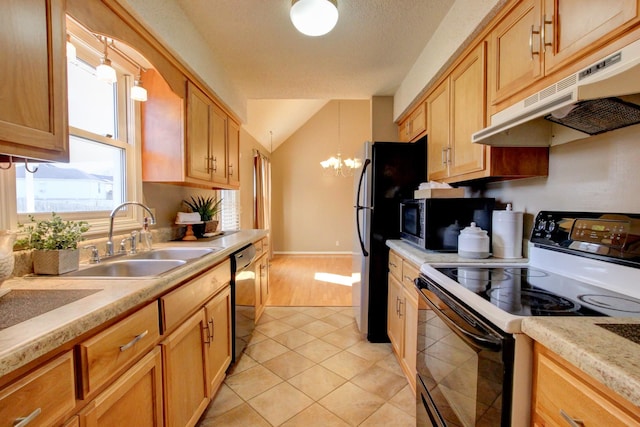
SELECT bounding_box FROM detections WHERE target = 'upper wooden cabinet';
[398,103,426,142]
[0,0,68,162]
[489,0,640,107]
[141,75,240,190]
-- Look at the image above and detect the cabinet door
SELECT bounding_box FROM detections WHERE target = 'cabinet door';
[450,43,486,178]
[426,80,450,181]
[161,310,209,427]
[489,0,542,105]
[209,103,228,186]
[204,287,232,398]
[402,288,418,394]
[186,82,212,182]
[387,273,404,356]
[0,0,68,161]
[543,0,640,74]
[227,119,240,188]
[254,255,268,322]
[80,347,164,427]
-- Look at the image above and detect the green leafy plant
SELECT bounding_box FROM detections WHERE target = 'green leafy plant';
[16,212,90,250]
[183,196,222,222]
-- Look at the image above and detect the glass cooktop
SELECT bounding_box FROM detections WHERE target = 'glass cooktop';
[436,266,640,317]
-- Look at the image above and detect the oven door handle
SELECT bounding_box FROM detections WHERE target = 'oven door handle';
[416,280,502,352]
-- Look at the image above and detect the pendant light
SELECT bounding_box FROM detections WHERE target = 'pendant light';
[96,36,117,84]
[130,68,148,102]
[320,101,356,177]
[290,0,338,37]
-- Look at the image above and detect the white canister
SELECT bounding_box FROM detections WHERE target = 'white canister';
[458,222,490,259]
[492,204,523,258]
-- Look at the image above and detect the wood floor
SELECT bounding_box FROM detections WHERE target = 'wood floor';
[266,255,353,306]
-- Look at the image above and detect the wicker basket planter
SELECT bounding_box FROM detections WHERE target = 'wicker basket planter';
[33,249,79,275]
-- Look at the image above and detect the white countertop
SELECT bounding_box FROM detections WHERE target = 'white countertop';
[0,229,267,379]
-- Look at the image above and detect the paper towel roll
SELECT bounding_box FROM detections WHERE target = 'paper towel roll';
[176,212,202,223]
[492,204,523,258]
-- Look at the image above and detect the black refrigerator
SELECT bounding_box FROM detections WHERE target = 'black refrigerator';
[352,137,427,342]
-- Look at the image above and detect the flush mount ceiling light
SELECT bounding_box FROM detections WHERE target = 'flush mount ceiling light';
[96,36,117,84]
[290,0,338,37]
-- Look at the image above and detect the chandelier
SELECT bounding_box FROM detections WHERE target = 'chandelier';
[320,101,358,177]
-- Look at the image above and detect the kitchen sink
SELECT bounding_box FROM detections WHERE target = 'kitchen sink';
[130,247,218,261]
[63,259,187,278]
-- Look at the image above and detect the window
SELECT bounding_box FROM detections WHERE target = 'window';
[220,190,241,231]
[2,17,146,234]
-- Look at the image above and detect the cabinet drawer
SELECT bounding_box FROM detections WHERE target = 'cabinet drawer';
[388,251,402,281]
[78,302,160,398]
[161,259,231,332]
[0,351,75,427]
[533,345,640,426]
[254,239,265,257]
[401,260,420,294]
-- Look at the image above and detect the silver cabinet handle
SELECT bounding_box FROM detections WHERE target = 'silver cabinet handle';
[560,409,584,427]
[441,147,447,165]
[212,156,217,173]
[542,15,553,52]
[228,164,233,176]
[209,318,215,341]
[530,25,541,59]
[14,408,41,427]
[120,330,148,352]
[398,300,404,318]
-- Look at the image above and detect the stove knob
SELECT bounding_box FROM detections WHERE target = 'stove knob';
[547,221,556,232]
[536,220,547,231]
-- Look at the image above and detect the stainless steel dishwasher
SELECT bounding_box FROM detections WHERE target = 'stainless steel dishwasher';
[230,243,257,365]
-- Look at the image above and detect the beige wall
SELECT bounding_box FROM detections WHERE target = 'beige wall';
[479,125,640,239]
[271,100,371,254]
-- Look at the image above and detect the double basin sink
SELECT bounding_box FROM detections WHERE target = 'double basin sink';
[62,247,219,278]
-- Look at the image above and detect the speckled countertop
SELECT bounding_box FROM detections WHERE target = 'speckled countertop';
[386,239,527,266]
[0,229,267,379]
[522,317,640,407]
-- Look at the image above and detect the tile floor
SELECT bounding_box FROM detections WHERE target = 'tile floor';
[197,306,416,426]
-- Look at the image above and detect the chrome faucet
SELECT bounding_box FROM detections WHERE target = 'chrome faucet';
[106,202,156,257]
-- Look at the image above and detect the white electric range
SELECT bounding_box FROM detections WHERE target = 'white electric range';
[415,210,640,427]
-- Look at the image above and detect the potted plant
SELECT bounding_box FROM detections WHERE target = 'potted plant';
[183,196,222,237]
[16,213,90,275]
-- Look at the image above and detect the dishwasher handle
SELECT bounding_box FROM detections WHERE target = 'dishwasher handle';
[232,244,257,271]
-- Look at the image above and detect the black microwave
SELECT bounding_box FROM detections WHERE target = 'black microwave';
[399,198,495,251]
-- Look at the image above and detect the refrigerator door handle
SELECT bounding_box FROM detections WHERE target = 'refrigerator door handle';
[355,158,372,257]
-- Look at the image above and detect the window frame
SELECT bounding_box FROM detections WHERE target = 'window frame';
[1,18,145,236]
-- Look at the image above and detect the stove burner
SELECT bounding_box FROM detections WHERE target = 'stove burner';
[486,287,580,315]
[504,267,549,278]
[449,268,512,282]
[578,295,640,313]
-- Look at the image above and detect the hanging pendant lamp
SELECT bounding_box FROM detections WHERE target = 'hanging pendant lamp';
[290,0,338,37]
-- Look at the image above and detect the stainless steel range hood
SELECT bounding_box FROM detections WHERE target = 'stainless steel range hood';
[473,38,640,147]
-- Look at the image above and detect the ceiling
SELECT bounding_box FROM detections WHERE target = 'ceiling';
[173,0,456,151]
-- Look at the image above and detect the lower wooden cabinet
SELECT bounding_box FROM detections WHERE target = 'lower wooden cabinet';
[254,238,270,322]
[0,350,76,427]
[204,286,232,398]
[161,309,209,427]
[387,250,420,393]
[79,347,164,427]
[532,343,640,427]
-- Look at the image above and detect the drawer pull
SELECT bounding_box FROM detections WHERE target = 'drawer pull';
[14,408,41,427]
[119,330,148,352]
[560,409,584,427]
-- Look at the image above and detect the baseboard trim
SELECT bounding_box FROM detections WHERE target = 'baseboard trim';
[273,251,352,256]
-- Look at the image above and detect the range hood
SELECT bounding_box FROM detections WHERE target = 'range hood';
[473,38,640,147]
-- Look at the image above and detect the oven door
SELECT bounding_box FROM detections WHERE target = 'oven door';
[416,275,514,427]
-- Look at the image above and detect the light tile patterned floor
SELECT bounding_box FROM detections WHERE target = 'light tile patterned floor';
[197,306,416,426]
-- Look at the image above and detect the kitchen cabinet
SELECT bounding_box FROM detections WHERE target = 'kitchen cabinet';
[203,286,232,398]
[0,350,76,427]
[427,43,487,181]
[398,103,426,142]
[0,0,68,162]
[161,310,209,427]
[141,77,240,189]
[77,302,160,399]
[489,0,640,107]
[254,237,270,322]
[532,343,640,426]
[387,250,419,393]
[79,347,164,427]
[427,42,549,183]
[159,258,232,427]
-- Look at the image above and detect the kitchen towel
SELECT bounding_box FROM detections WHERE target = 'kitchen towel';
[175,212,202,223]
